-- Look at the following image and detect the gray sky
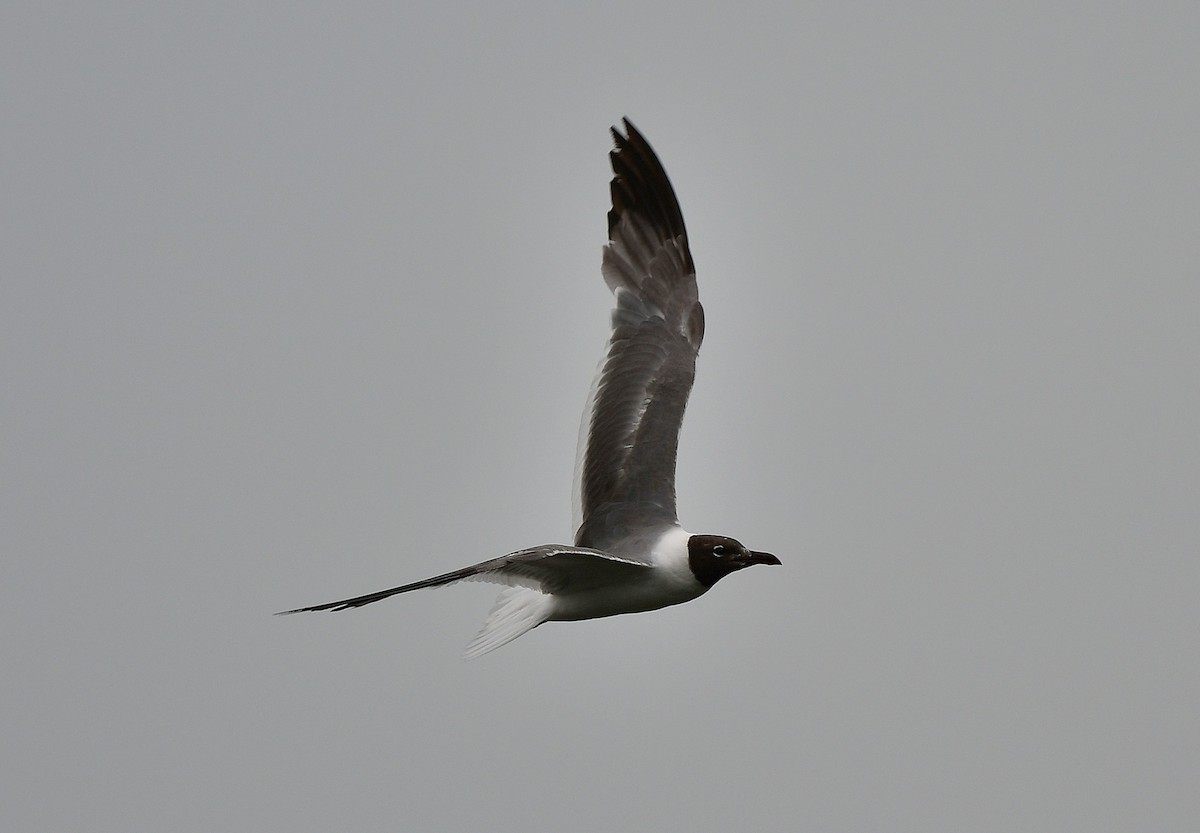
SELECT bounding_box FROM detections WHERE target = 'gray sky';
[4,3,1197,831]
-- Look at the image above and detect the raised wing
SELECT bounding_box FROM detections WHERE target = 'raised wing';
[277,546,652,613]
[573,119,704,550]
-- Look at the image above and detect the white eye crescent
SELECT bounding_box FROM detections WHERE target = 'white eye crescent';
[712,545,726,556]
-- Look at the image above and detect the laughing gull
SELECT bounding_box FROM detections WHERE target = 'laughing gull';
[281,119,779,657]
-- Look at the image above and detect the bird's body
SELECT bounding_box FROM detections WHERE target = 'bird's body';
[281,120,779,656]
[548,527,699,622]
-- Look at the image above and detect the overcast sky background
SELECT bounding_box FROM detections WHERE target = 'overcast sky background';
[4,3,1197,831]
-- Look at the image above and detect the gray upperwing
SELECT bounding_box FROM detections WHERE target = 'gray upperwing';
[573,119,704,550]
[277,546,652,613]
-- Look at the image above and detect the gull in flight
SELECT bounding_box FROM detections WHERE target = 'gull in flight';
[281,119,779,657]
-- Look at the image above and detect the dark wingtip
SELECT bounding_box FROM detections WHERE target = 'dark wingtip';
[609,115,640,144]
[275,601,352,615]
[606,118,691,266]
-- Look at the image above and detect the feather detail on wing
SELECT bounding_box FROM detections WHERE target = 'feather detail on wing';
[573,119,704,549]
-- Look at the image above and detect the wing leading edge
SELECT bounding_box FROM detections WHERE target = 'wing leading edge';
[277,546,653,613]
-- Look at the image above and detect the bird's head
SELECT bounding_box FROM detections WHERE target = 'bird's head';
[687,534,780,587]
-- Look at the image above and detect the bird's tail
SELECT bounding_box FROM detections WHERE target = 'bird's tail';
[463,586,553,659]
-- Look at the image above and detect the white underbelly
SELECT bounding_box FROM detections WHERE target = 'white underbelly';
[547,569,707,621]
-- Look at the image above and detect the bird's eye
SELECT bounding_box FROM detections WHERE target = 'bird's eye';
[712,545,726,556]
